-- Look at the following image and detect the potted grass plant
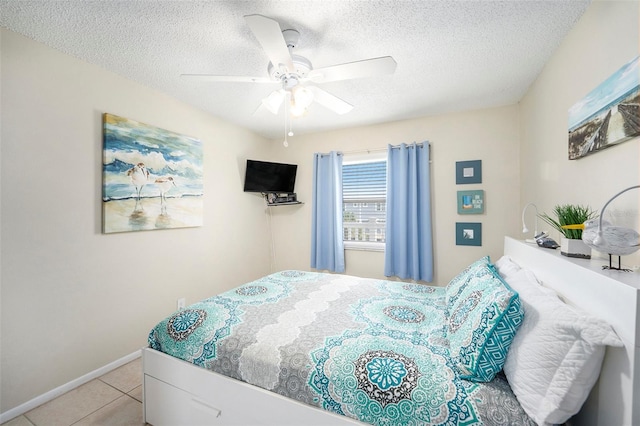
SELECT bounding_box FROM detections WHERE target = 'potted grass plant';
[539,204,597,258]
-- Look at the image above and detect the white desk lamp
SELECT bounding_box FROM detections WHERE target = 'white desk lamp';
[521,203,539,243]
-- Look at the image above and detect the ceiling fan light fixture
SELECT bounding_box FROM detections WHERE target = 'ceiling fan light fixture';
[262,90,285,114]
[290,102,307,117]
[293,86,314,109]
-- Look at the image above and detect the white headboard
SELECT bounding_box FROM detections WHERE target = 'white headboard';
[504,236,639,426]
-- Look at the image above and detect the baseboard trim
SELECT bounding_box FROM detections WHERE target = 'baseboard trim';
[0,349,142,424]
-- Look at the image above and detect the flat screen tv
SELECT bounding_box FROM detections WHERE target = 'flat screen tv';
[243,159,297,193]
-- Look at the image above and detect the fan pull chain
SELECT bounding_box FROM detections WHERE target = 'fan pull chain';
[283,93,289,147]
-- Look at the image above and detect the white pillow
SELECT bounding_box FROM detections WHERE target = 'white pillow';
[494,255,521,279]
[502,269,623,426]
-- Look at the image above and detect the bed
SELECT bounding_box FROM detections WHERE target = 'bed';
[142,237,640,425]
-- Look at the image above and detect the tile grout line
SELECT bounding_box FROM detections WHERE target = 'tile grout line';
[68,394,142,426]
[98,377,143,402]
[97,378,132,395]
[66,381,127,426]
[16,416,36,426]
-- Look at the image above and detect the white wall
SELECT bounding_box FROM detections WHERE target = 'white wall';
[519,0,640,267]
[0,29,272,413]
[267,106,521,284]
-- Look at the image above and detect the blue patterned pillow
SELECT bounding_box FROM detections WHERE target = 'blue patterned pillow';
[446,263,524,382]
[445,256,491,306]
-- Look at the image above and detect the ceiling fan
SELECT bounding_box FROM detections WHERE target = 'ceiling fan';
[181,14,397,117]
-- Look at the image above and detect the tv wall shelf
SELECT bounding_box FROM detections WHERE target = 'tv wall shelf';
[263,192,300,206]
[266,201,303,206]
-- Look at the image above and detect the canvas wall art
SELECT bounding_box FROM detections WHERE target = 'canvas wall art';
[568,55,639,160]
[102,113,203,233]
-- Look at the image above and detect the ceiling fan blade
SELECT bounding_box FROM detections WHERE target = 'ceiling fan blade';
[180,74,275,83]
[307,86,353,115]
[244,14,295,72]
[307,56,397,83]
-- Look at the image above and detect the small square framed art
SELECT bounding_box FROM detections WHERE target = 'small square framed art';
[456,222,482,246]
[455,160,482,184]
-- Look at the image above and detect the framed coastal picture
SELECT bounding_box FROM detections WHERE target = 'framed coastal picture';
[102,113,203,233]
[457,190,484,214]
[568,55,640,160]
[456,222,482,246]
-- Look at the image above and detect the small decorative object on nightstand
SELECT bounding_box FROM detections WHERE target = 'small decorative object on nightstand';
[539,204,597,259]
[563,185,640,270]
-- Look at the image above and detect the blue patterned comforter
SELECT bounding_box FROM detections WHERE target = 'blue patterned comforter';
[148,271,533,425]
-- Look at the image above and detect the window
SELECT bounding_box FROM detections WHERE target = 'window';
[342,152,387,251]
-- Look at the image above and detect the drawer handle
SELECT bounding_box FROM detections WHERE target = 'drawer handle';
[191,397,222,418]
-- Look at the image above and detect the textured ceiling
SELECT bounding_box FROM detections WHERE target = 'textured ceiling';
[0,0,591,140]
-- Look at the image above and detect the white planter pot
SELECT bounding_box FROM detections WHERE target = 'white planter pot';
[560,237,591,259]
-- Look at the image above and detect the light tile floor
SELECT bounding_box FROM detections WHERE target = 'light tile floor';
[3,358,144,426]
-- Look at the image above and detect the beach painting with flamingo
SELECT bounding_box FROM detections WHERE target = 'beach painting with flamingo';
[102,113,203,233]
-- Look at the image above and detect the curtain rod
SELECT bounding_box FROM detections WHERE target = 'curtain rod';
[338,142,429,156]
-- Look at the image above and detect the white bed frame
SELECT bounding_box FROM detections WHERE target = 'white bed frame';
[142,237,639,425]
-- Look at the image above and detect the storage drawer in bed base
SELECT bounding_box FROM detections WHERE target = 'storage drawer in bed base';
[143,348,362,426]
